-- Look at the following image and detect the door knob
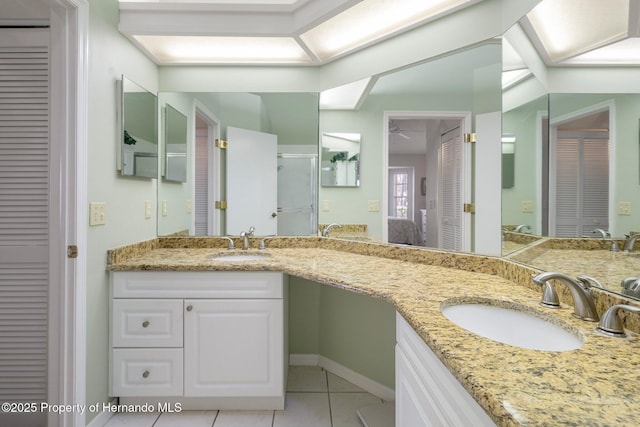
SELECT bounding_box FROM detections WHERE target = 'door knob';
[271,212,277,218]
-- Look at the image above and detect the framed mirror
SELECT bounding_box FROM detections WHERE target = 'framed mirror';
[320,132,361,187]
[116,76,158,178]
[163,103,188,183]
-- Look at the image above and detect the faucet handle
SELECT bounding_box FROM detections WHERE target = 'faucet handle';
[258,235,275,250]
[577,275,605,290]
[596,304,640,337]
[221,236,235,250]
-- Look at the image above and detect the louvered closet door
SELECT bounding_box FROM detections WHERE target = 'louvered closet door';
[440,126,461,251]
[0,27,50,419]
[554,132,609,237]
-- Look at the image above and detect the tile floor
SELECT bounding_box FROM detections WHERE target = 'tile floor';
[103,366,386,427]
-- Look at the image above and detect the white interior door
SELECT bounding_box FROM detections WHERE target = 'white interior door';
[226,127,277,236]
[475,111,502,256]
[0,28,49,427]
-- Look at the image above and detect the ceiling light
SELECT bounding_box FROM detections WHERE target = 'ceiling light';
[133,35,312,64]
[526,0,629,63]
[320,77,372,110]
[301,0,474,61]
[563,37,640,65]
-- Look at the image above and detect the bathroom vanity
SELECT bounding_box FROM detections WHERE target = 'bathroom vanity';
[109,271,287,409]
[107,237,640,426]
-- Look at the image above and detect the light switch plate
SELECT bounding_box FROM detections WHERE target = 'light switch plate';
[89,202,106,226]
[521,200,534,213]
[619,201,632,216]
[322,200,330,212]
[162,200,168,217]
[144,200,152,219]
[368,200,380,212]
[186,199,192,214]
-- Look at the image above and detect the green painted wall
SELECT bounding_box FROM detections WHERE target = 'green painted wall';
[288,276,396,389]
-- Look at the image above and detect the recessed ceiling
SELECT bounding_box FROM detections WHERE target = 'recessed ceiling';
[118,0,480,65]
[523,0,640,66]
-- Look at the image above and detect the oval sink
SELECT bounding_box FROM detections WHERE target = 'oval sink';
[209,253,270,262]
[441,300,583,352]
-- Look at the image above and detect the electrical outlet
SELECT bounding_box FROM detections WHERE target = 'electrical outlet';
[521,200,534,213]
[144,200,152,219]
[186,199,192,214]
[89,202,106,226]
[322,200,330,212]
[368,200,380,212]
[619,201,632,216]
[162,200,168,217]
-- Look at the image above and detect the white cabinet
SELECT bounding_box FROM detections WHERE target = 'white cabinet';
[110,271,286,410]
[395,313,495,427]
[184,299,283,397]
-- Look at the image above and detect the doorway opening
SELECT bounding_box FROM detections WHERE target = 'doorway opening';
[549,105,612,237]
[383,112,471,251]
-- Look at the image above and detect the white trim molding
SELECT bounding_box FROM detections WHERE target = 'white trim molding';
[46,0,89,426]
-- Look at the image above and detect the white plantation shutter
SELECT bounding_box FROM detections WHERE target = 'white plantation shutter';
[0,28,49,411]
[555,138,579,237]
[440,126,461,251]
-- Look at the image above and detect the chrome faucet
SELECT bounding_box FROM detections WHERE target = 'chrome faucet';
[514,224,531,233]
[240,226,255,250]
[532,272,599,322]
[623,233,640,252]
[321,223,342,237]
[592,228,610,238]
[596,304,640,337]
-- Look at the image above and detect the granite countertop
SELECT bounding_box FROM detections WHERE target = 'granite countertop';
[108,238,640,426]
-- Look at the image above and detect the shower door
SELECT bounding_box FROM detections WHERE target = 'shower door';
[277,154,317,235]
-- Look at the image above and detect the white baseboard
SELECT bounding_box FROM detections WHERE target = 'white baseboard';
[289,353,320,366]
[289,353,395,401]
[85,398,117,427]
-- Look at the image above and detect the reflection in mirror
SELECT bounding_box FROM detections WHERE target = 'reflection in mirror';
[156,92,319,237]
[321,133,360,187]
[116,76,158,178]
[163,103,188,183]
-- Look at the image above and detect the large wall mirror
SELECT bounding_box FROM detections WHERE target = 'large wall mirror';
[116,76,158,178]
[163,103,188,183]
[156,92,319,238]
[321,132,361,187]
[501,23,640,301]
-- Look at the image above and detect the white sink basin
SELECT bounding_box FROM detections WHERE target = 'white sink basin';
[441,300,583,352]
[209,253,270,262]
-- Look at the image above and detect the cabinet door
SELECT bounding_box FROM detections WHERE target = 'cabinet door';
[184,299,284,397]
[396,345,443,427]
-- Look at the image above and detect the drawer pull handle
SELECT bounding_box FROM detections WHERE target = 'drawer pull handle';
[142,370,150,379]
[142,321,150,328]
[186,305,193,312]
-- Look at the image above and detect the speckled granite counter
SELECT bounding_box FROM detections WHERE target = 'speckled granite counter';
[108,237,640,427]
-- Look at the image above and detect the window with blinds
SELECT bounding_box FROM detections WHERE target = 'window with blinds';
[0,28,50,415]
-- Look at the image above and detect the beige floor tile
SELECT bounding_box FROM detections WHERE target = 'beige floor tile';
[327,372,365,392]
[287,365,328,392]
[213,410,274,427]
[154,410,217,427]
[330,393,383,427]
[103,412,159,427]
[273,393,331,427]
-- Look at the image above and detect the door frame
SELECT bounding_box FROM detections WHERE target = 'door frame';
[47,0,89,426]
[382,111,472,251]
[548,99,615,236]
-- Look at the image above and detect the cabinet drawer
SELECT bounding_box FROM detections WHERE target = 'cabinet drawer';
[112,271,283,299]
[112,299,183,347]
[112,349,183,397]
